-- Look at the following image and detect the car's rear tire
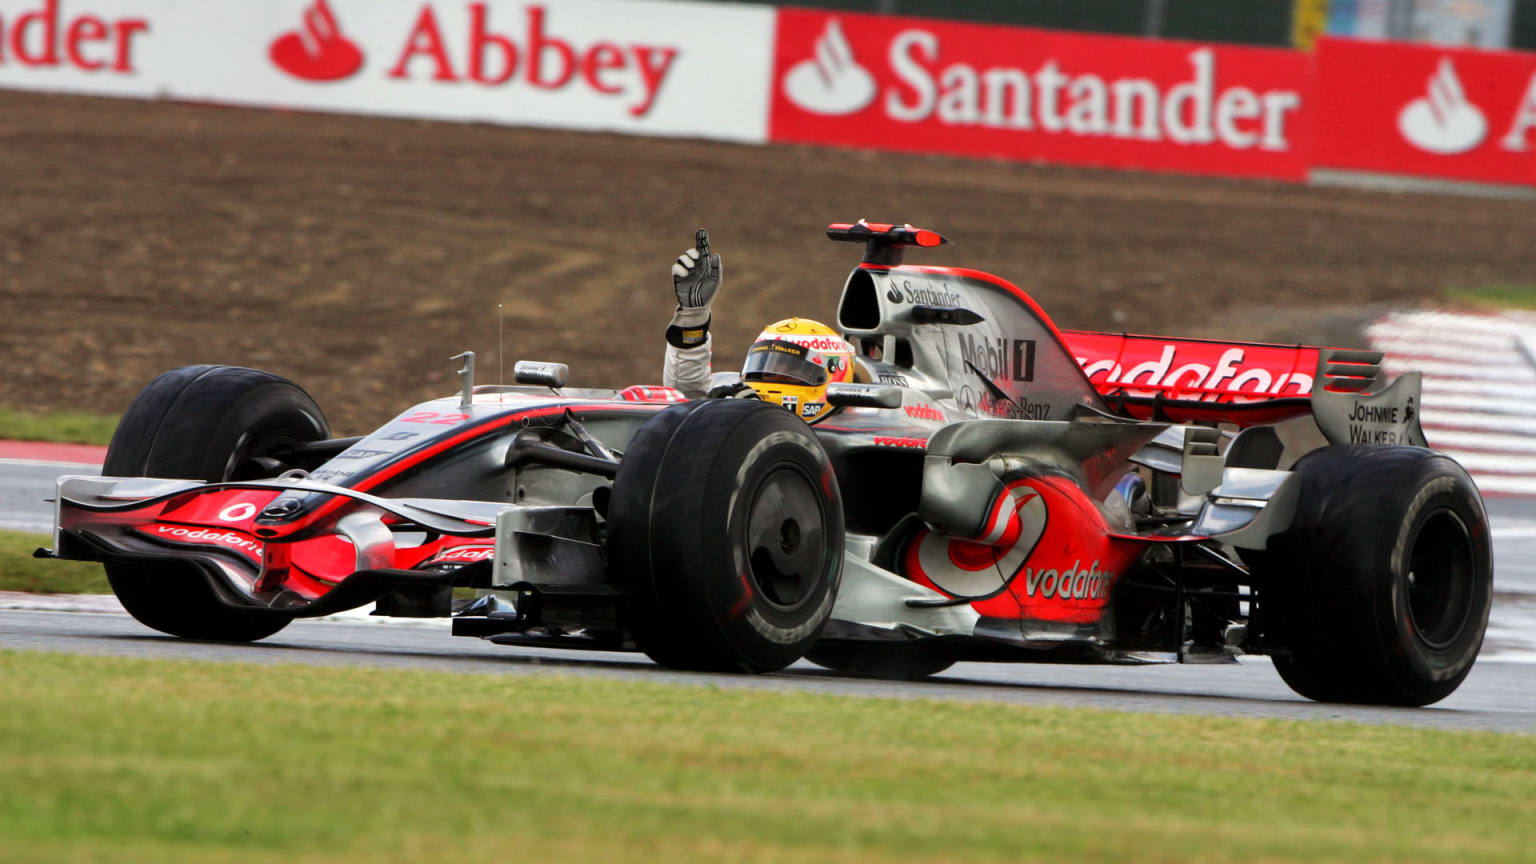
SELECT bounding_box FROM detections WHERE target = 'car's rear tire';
[1253,445,1491,706]
[102,365,330,642]
[806,640,956,680]
[607,399,844,673]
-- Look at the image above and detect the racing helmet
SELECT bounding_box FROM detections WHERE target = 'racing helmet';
[742,318,854,423]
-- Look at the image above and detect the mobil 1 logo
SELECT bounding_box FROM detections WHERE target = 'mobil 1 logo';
[959,333,1036,382]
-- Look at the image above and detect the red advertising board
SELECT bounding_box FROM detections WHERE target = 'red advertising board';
[1314,37,1536,186]
[768,8,1313,181]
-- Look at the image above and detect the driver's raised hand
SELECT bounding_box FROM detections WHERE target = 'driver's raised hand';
[672,228,722,310]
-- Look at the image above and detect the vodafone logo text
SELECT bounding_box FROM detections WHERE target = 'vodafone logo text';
[426,545,494,565]
[1062,331,1320,403]
[770,10,1312,180]
[145,524,264,561]
[1079,345,1313,400]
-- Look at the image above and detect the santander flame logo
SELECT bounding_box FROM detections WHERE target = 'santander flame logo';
[270,0,364,82]
[781,18,875,116]
[1398,58,1487,154]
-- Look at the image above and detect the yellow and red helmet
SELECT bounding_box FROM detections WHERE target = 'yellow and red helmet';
[742,318,854,424]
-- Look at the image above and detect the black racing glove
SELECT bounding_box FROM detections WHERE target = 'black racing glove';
[667,228,721,349]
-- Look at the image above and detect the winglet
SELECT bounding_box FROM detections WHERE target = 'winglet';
[826,219,948,266]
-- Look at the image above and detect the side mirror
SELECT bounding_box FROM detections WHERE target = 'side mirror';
[825,383,903,409]
[514,361,569,389]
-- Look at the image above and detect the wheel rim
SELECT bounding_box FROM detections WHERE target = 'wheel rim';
[744,464,827,612]
[227,433,301,480]
[1405,508,1475,650]
[224,413,326,481]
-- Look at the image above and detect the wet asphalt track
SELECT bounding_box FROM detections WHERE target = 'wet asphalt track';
[3,459,1532,733]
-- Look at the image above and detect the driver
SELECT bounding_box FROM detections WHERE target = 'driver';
[663,230,854,423]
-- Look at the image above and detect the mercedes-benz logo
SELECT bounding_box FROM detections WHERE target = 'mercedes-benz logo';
[260,498,305,520]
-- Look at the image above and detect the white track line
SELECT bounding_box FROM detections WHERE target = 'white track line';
[1371,310,1536,498]
[1473,476,1536,495]
[1443,452,1536,474]
[1426,429,1536,454]
[1421,378,1536,399]
[0,457,103,470]
[1382,359,1536,381]
[1365,323,1518,344]
[1419,396,1536,417]
[1377,347,1526,368]
[1424,414,1536,433]
[1374,311,1536,334]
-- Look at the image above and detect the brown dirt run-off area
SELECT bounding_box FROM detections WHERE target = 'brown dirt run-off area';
[2,91,1534,434]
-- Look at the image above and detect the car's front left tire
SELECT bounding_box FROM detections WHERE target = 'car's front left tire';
[607,399,845,673]
[102,365,330,642]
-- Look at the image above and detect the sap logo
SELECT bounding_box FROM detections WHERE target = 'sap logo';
[337,448,389,460]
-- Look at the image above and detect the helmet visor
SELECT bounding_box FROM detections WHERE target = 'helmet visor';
[743,340,827,386]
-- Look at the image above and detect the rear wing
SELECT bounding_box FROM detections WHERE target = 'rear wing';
[1062,331,1426,446]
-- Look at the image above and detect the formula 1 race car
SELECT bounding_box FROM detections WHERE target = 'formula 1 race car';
[41,221,1492,706]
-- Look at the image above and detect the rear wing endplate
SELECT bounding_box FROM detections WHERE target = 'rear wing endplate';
[1311,349,1426,448]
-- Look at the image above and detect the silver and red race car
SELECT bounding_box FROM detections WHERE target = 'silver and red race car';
[41,220,1492,705]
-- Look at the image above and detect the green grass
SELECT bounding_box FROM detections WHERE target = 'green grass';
[0,653,1531,864]
[1447,283,1536,311]
[0,406,117,445]
[0,531,109,594]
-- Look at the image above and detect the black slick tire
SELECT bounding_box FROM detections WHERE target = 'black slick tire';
[102,365,330,642]
[1254,445,1491,706]
[607,399,844,673]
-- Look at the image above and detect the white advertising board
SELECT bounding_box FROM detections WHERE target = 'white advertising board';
[0,0,776,142]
